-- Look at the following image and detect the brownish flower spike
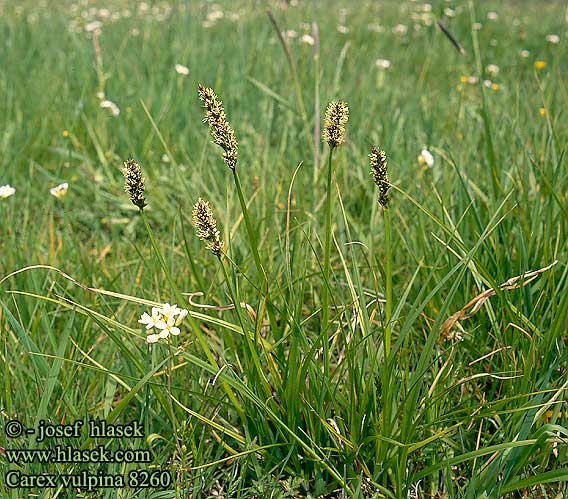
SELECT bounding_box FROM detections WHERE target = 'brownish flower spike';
[192,198,224,257]
[369,147,389,206]
[198,84,238,171]
[121,158,147,210]
[322,100,349,148]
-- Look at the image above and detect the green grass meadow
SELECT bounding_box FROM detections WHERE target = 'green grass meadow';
[1,0,567,497]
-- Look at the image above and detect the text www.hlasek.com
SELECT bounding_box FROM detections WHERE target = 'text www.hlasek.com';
[5,446,151,464]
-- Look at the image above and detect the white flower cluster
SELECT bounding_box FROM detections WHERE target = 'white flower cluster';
[138,303,188,344]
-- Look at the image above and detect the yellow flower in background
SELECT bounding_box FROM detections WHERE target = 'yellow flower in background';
[62,130,69,138]
[459,75,468,84]
[534,61,546,70]
[539,107,546,117]
[491,83,500,91]
[50,182,69,199]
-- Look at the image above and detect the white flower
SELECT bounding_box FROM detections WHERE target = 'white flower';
[486,64,499,76]
[367,23,384,33]
[483,79,493,88]
[50,182,69,199]
[473,22,482,30]
[159,303,181,321]
[96,91,105,100]
[175,309,188,326]
[546,34,560,44]
[375,58,392,70]
[100,99,120,117]
[146,333,159,344]
[175,64,189,76]
[0,185,16,199]
[138,308,163,329]
[444,7,455,17]
[300,34,314,45]
[422,3,432,12]
[156,316,181,338]
[336,25,349,34]
[487,11,498,20]
[393,24,408,35]
[467,76,479,84]
[418,149,434,167]
[520,49,530,58]
[85,20,102,32]
[283,29,297,39]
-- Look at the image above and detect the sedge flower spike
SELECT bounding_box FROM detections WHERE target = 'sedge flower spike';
[192,198,224,257]
[121,158,147,210]
[369,147,390,206]
[198,84,238,171]
[322,100,349,148]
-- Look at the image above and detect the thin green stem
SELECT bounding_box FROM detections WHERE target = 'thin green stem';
[232,170,266,289]
[322,147,335,378]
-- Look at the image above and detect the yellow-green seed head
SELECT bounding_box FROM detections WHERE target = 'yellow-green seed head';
[121,158,147,210]
[198,84,238,171]
[192,198,224,257]
[369,147,389,206]
[322,100,349,148]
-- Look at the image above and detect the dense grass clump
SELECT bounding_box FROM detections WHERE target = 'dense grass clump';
[1,1,567,498]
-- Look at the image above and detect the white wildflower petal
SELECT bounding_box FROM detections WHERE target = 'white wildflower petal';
[155,320,168,330]
[159,329,169,339]
[175,309,188,325]
[0,185,16,199]
[50,182,69,199]
[175,63,189,75]
[418,149,434,168]
[146,334,159,344]
[170,327,181,336]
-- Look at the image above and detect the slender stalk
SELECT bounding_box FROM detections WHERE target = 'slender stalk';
[232,170,266,288]
[322,147,335,376]
[381,205,393,472]
[383,207,393,356]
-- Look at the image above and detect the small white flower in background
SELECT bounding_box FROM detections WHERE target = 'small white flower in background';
[393,24,408,35]
[85,20,102,32]
[175,63,189,76]
[367,23,384,33]
[487,11,498,20]
[421,3,432,12]
[546,34,560,44]
[375,58,392,70]
[0,185,16,199]
[139,303,188,344]
[473,22,482,30]
[96,91,105,100]
[467,76,479,84]
[483,79,493,88]
[444,7,456,17]
[336,25,349,34]
[486,64,500,76]
[520,49,530,58]
[300,34,314,45]
[418,149,434,167]
[161,154,170,163]
[100,99,120,117]
[50,182,69,199]
[283,29,297,39]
